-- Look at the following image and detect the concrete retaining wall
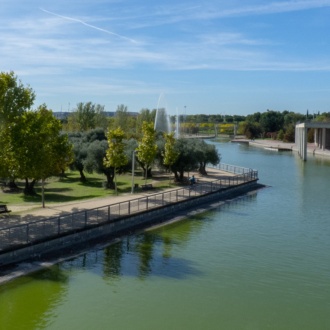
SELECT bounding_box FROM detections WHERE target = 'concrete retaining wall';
[0,181,260,267]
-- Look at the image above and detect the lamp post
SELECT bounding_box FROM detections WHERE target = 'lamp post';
[131,150,136,194]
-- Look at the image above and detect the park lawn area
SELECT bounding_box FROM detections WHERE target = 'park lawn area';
[0,170,175,206]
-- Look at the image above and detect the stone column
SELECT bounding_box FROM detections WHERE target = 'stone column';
[322,128,326,151]
[303,126,307,160]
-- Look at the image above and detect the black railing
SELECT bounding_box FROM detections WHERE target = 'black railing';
[0,165,258,252]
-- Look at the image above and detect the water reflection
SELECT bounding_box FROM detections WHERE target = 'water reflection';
[100,216,207,280]
[103,240,124,279]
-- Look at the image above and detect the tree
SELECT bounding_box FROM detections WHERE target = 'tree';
[94,104,109,129]
[9,105,73,203]
[283,124,295,142]
[136,122,158,183]
[0,72,36,183]
[170,139,199,182]
[259,110,284,135]
[163,132,179,179]
[168,139,220,181]
[104,127,128,193]
[241,121,262,139]
[283,111,305,128]
[69,133,89,182]
[68,128,107,182]
[194,140,220,175]
[136,108,156,134]
[84,139,116,188]
[66,102,106,132]
[0,71,35,124]
[315,112,330,122]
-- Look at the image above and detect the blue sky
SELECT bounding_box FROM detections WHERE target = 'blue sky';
[1,0,330,116]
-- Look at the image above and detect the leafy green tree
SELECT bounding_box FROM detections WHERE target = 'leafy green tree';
[68,128,107,182]
[170,139,199,181]
[246,112,261,124]
[0,72,36,183]
[284,124,295,142]
[277,129,284,141]
[136,122,158,183]
[283,111,305,128]
[0,73,73,203]
[10,105,73,202]
[163,132,179,176]
[69,133,89,182]
[241,121,262,139]
[66,102,107,131]
[136,109,156,135]
[104,127,128,193]
[168,139,220,181]
[84,139,116,188]
[94,105,109,129]
[113,104,128,128]
[314,112,330,122]
[194,140,220,175]
[259,110,284,135]
[0,71,35,124]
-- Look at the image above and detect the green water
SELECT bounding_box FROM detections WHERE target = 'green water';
[1,141,330,329]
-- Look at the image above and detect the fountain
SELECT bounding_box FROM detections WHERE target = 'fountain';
[154,93,171,134]
[154,93,180,137]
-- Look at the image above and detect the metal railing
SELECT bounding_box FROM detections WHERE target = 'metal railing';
[0,165,258,253]
[215,163,257,175]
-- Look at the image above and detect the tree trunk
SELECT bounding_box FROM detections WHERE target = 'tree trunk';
[79,168,87,182]
[114,167,118,195]
[173,171,179,182]
[41,179,45,208]
[24,178,37,195]
[7,179,18,189]
[138,162,152,179]
[198,162,208,175]
[105,170,115,189]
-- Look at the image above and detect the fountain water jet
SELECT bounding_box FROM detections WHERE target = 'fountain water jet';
[154,92,171,134]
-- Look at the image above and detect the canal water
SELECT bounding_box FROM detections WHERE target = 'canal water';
[1,140,330,330]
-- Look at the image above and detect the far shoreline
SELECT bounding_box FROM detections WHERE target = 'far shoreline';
[230,138,330,159]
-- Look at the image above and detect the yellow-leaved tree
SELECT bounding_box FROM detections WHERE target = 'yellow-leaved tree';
[104,127,128,195]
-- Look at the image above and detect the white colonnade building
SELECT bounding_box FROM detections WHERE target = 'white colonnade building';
[295,122,330,160]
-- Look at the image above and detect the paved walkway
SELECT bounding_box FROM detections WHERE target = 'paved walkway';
[0,168,235,229]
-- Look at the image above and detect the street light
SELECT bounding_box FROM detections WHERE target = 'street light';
[131,150,136,194]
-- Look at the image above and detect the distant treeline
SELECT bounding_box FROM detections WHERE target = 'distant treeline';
[177,110,330,142]
[60,106,330,142]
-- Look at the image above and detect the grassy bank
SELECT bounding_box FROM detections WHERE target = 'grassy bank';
[0,171,175,206]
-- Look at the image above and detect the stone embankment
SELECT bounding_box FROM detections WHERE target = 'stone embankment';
[0,166,263,282]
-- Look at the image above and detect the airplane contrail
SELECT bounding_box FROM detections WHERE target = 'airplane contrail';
[40,8,138,44]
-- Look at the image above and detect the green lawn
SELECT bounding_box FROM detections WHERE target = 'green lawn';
[0,171,175,206]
